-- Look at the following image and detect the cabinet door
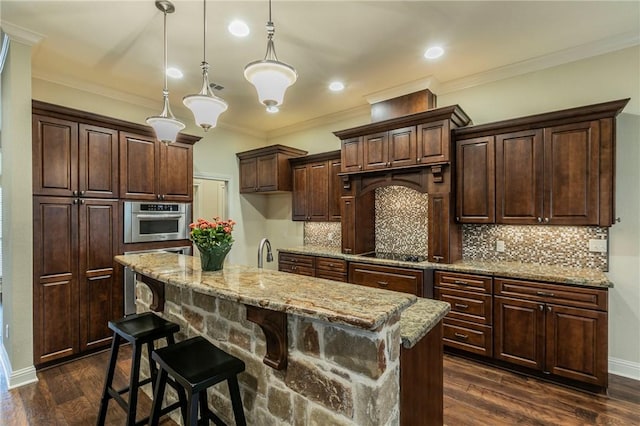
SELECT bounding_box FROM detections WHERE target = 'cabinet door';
[417,120,450,164]
[308,162,329,221]
[32,115,78,197]
[494,296,544,371]
[388,126,416,168]
[341,196,355,254]
[239,158,258,193]
[545,304,607,386]
[160,141,193,201]
[543,121,599,225]
[119,132,159,200]
[78,199,119,351]
[291,164,308,221]
[257,154,278,191]
[33,197,79,365]
[341,137,363,172]
[496,130,543,224]
[456,136,495,223]
[79,124,119,198]
[328,159,342,221]
[349,263,423,296]
[362,132,389,170]
[428,193,453,263]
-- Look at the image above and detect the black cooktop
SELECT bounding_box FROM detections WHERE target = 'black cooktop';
[361,252,427,263]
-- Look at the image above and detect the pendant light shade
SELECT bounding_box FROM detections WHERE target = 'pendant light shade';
[146,0,185,144]
[244,0,297,111]
[183,0,228,130]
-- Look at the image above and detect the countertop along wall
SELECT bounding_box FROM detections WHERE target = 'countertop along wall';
[265,46,640,379]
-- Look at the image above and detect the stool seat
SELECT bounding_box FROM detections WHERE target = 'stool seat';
[149,336,247,426]
[109,312,180,343]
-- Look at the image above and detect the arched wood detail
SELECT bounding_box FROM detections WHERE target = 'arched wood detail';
[246,305,288,370]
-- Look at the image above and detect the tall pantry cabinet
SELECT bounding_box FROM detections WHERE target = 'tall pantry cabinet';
[31,101,198,367]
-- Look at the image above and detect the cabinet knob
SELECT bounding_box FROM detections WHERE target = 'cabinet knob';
[547,306,552,312]
[80,190,85,196]
[72,190,78,196]
[417,158,421,162]
[156,194,161,200]
[73,199,79,205]
[456,216,460,221]
[358,165,362,170]
[539,304,544,311]
[537,217,542,223]
[544,217,549,223]
[80,199,85,205]
[377,281,389,288]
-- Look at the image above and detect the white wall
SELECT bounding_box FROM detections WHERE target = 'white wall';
[266,46,640,377]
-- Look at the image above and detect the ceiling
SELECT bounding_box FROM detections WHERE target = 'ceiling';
[2,1,639,135]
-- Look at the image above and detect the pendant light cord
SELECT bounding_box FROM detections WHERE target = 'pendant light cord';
[163,9,168,93]
[203,0,207,63]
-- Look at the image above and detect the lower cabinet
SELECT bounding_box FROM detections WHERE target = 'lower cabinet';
[278,252,315,276]
[315,257,347,282]
[349,263,424,296]
[494,278,608,387]
[33,196,120,366]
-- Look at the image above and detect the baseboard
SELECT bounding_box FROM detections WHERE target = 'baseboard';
[609,356,640,380]
[0,343,38,389]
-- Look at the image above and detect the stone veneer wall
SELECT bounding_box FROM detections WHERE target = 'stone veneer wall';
[304,222,341,247]
[136,282,402,425]
[375,186,429,256]
[462,224,609,270]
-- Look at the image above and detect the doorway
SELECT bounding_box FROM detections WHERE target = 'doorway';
[192,177,229,255]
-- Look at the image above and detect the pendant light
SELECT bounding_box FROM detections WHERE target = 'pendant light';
[183,0,228,131]
[244,0,297,112]
[146,0,185,144]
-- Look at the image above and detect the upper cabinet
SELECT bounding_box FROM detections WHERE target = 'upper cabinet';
[454,99,629,227]
[335,105,471,174]
[290,150,341,222]
[237,145,307,193]
[120,132,193,202]
[33,115,119,198]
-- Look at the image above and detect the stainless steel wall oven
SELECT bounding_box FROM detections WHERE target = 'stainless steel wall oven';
[124,201,191,243]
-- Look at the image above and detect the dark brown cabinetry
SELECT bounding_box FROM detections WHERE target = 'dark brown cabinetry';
[290,151,341,222]
[435,271,493,356]
[33,196,119,366]
[362,127,417,170]
[237,145,307,193]
[315,257,347,282]
[33,115,119,198]
[428,194,461,264]
[278,252,315,276]
[454,99,628,226]
[494,278,608,387]
[119,132,193,201]
[349,263,424,296]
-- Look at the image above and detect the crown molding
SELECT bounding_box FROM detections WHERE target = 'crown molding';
[364,76,442,104]
[0,20,44,46]
[267,104,370,140]
[438,31,640,95]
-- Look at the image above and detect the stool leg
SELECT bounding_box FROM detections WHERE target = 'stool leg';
[186,390,199,426]
[228,376,246,426]
[126,342,142,426]
[96,333,121,426]
[146,341,158,388]
[149,366,168,426]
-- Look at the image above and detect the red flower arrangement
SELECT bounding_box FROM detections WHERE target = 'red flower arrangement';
[189,217,236,250]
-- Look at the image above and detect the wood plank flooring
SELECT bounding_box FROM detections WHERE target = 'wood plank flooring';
[0,348,638,425]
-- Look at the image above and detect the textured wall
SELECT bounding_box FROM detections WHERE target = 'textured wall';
[304,222,342,247]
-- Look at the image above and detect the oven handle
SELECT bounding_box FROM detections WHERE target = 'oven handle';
[135,214,184,219]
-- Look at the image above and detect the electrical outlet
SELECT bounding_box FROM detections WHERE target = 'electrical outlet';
[496,240,505,252]
[5,324,8,339]
[589,239,608,253]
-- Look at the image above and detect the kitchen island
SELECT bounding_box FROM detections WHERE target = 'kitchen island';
[115,252,450,425]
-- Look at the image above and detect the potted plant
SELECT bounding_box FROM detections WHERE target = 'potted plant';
[189,217,235,271]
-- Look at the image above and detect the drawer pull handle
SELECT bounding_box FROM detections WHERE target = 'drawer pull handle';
[536,291,555,297]
[453,280,469,285]
[329,263,334,267]
[454,303,469,310]
[377,281,389,288]
[454,333,468,340]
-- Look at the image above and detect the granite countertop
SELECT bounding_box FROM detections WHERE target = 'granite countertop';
[115,252,419,331]
[399,299,450,349]
[279,246,612,288]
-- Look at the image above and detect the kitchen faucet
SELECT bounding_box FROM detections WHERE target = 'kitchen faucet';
[258,238,273,268]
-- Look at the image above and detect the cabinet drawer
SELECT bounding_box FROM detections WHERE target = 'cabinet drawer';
[443,318,493,357]
[316,270,347,282]
[436,287,492,324]
[278,263,315,277]
[349,262,423,296]
[495,278,607,311]
[435,271,492,293]
[278,253,315,268]
[316,257,347,273]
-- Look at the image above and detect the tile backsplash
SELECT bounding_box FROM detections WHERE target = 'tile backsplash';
[303,185,609,271]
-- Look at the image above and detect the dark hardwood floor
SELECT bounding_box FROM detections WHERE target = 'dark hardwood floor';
[0,348,638,425]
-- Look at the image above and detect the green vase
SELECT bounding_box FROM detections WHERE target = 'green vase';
[198,244,232,271]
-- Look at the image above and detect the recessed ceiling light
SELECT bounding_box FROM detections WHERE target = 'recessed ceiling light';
[266,105,279,113]
[166,67,183,79]
[424,46,444,60]
[228,20,250,37]
[328,81,345,92]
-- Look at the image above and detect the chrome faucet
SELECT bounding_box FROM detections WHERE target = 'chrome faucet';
[258,238,273,268]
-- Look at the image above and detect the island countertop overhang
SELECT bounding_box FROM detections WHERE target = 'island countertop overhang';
[115,252,419,331]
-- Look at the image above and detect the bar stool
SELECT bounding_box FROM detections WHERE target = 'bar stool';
[149,336,247,426]
[97,312,187,426]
